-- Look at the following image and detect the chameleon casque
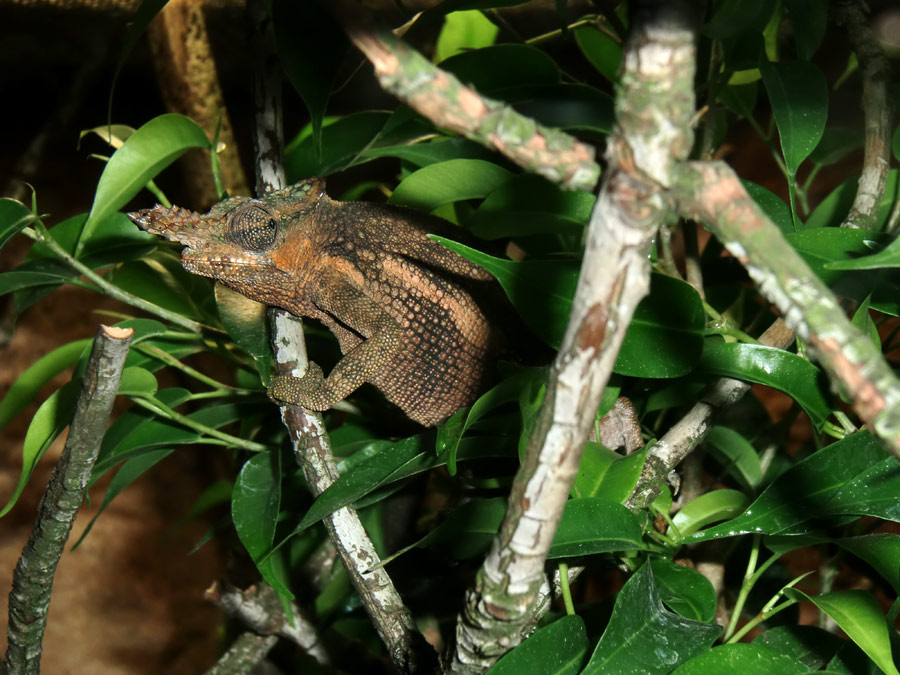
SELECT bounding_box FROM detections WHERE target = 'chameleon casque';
[128,178,509,426]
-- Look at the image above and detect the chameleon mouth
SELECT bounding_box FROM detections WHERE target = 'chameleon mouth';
[181,250,271,276]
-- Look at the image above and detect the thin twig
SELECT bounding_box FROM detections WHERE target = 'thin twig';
[3,325,133,675]
[832,0,893,230]
[450,4,698,671]
[331,0,600,192]
[247,1,434,671]
[205,581,329,665]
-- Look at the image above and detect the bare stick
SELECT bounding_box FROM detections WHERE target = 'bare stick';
[204,632,278,675]
[832,0,893,230]
[3,325,133,675]
[450,4,698,671]
[205,581,328,665]
[246,1,434,671]
[332,0,600,192]
[676,162,900,455]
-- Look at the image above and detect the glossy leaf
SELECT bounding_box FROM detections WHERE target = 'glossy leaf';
[786,589,899,675]
[435,10,498,63]
[233,452,294,609]
[827,228,900,271]
[837,534,900,593]
[548,498,645,558]
[284,112,392,180]
[0,380,80,517]
[82,114,209,255]
[703,0,776,39]
[760,60,828,175]
[784,0,827,60]
[486,615,588,675]
[439,43,559,94]
[360,137,496,168]
[851,297,880,348]
[0,338,90,430]
[575,25,622,83]
[753,625,843,669]
[683,432,897,543]
[743,180,792,234]
[389,159,512,211]
[671,490,750,538]
[705,426,763,491]
[805,169,899,231]
[672,643,807,674]
[215,284,270,365]
[30,211,155,267]
[117,367,158,397]
[582,563,721,675]
[572,442,646,503]
[810,126,863,166]
[698,342,832,428]
[649,558,717,623]
[0,198,35,250]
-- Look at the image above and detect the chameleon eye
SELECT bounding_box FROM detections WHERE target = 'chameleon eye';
[229,205,279,251]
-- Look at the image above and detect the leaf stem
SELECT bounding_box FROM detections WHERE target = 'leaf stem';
[723,534,761,641]
[134,343,256,393]
[558,563,576,616]
[703,301,759,344]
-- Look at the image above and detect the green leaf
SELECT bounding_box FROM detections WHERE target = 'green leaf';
[649,558,717,623]
[683,431,897,543]
[466,174,594,239]
[82,114,209,255]
[486,615,588,675]
[0,380,81,517]
[784,0,827,60]
[232,452,294,608]
[572,441,646,503]
[360,136,496,168]
[575,25,622,83]
[117,367,158,397]
[582,563,721,675]
[215,283,270,367]
[698,342,833,428]
[760,60,828,175]
[274,0,348,159]
[785,589,899,675]
[547,498,645,558]
[806,169,899,230]
[671,489,750,538]
[0,198,36,250]
[743,180,792,235]
[435,10,498,63]
[837,534,900,594]
[703,0,777,39]
[753,625,843,669]
[672,643,807,674]
[439,43,559,94]
[705,426,763,491]
[851,297,880,348]
[0,339,91,430]
[284,112,392,180]
[810,126,863,166]
[827,232,900,271]
[389,160,512,211]
[893,123,900,163]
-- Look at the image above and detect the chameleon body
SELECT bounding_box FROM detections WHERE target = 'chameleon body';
[128,178,504,426]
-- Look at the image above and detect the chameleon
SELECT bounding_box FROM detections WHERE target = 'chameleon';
[128,178,510,426]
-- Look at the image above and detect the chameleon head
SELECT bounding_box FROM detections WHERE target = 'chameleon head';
[126,179,326,306]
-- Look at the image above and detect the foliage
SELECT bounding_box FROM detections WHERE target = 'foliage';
[3,1,900,672]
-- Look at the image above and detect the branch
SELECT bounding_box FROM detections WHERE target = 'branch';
[204,632,278,675]
[3,325,133,675]
[449,4,698,671]
[205,581,328,665]
[676,162,900,456]
[627,319,795,510]
[332,0,600,192]
[246,2,434,671]
[832,0,893,230]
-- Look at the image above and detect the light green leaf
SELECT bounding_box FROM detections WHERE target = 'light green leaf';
[435,10,498,63]
[389,159,512,211]
[547,498,645,558]
[672,643,807,674]
[671,489,750,538]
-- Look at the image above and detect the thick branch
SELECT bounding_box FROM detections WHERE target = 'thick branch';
[332,0,599,191]
[3,325,132,675]
[449,4,697,671]
[676,162,900,455]
[204,632,278,675]
[832,0,893,230]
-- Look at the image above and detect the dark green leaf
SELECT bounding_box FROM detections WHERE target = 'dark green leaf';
[649,558,717,623]
[760,60,828,176]
[705,426,763,491]
[575,25,622,83]
[699,342,832,428]
[671,489,750,538]
[754,625,843,669]
[0,198,35,250]
[743,180,792,234]
[0,380,81,517]
[215,284,270,364]
[703,0,777,39]
[785,589,899,675]
[810,126,863,166]
[671,643,807,674]
[806,170,898,230]
[851,297,880,348]
[582,563,721,674]
[837,534,900,594]
[512,84,614,138]
[547,498,644,558]
[399,497,506,562]
[784,0,827,60]
[389,159,512,211]
[435,10,498,63]
[893,123,900,163]
[360,137,496,168]
[439,44,559,93]
[82,114,209,254]
[0,338,91,430]
[683,432,897,543]
[284,112,391,181]
[487,615,588,675]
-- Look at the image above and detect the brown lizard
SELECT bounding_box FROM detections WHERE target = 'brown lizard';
[128,178,509,426]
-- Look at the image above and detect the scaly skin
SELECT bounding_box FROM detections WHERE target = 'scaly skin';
[128,178,504,426]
